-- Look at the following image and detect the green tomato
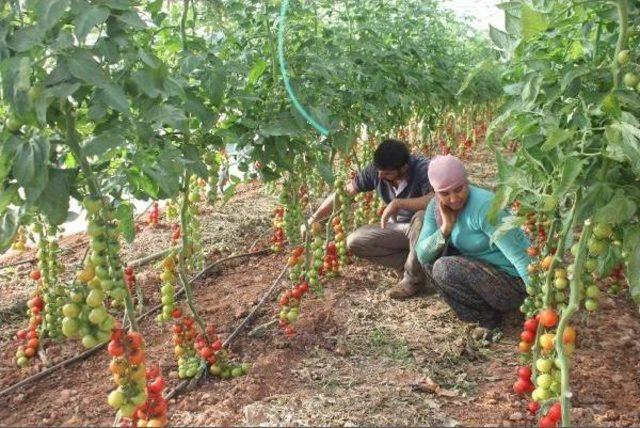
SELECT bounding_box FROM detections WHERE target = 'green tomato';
[537,374,552,389]
[82,334,99,348]
[593,223,613,239]
[86,289,105,308]
[109,288,127,302]
[585,258,598,272]
[588,239,607,256]
[585,298,598,311]
[17,356,29,367]
[554,278,568,290]
[108,389,125,409]
[231,367,244,378]
[623,72,639,88]
[88,306,108,324]
[536,358,553,373]
[618,49,630,65]
[586,285,601,299]
[209,364,222,376]
[161,294,174,305]
[83,198,103,215]
[61,317,80,337]
[5,117,22,133]
[119,403,137,418]
[286,311,299,323]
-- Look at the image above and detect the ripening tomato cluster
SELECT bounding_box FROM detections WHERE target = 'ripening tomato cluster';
[107,329,148,419]
[538,402,562,428]
[121,364,168,428]
[270,206,285,253]
[11,226,27,251]
[171,310,201,379]
[15,293,43,367]
[331,216,348,266]
[277,280,310,337]
[319,241,340,277]
[286,246,305,282]
[353,192,373,228]
[147,202,159,227]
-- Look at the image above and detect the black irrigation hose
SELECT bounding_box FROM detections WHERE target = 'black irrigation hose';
[0,249,269,400]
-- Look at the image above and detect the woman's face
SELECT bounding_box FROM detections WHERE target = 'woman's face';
[437,184,469,211]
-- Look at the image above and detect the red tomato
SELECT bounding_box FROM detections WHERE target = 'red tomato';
[211,339,222,351]
[29,270,41,281]
[16,330,27,340]
[126,331,144,350]
[527,402,540,415]
[284,326,295,337]
[539,309,558,328]
[27,338,39,349]
[128,348,145,365]
[147,377,165,394]
[517,366,532,381]
[291,288,303,299]
[24,347,36,358]
[124,266,134,276]
[523,318,538,333]
[539,416,556,428]
[520,330,535,343]
[172,308,182,319]
[200,347,213,358]
[547,403,562,422]
[513,379,530,395]
[108,340,125,357]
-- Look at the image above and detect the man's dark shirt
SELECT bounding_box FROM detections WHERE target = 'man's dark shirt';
[353,155,432,223]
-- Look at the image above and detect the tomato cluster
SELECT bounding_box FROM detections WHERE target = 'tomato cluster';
[270,206,285,253]
[277,279,311,337]
[353,192,373,228]
[331,216,348,266]
[107,330,148,419]
[184,183,204,272]
[165,201,179,223]
[156,256,177,324]
[286,246,305,282]
[33,224,65,339]
[308,222,324,291]
[15,292,43,367]
[123,365,168,428]
[171,311,202,379]
[147,202,159,228]
[11,226,27,251]
[171,224,181,246]
[203,151,221,205]
[209,349,251,379]
[319,241,339,277]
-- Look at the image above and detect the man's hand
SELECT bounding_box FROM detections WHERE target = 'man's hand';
[438,199,459,238]
[300,218,313,240]
[380,199,400,229]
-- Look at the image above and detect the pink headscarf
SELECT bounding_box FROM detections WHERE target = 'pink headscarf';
[429,155,468,227]
[428,155,468,192]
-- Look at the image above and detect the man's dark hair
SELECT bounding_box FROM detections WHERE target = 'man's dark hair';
[373,139,410,170]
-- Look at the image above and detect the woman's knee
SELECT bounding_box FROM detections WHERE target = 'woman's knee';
[431,257,463,283]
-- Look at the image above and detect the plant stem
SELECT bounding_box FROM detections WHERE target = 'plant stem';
[556,218,593,427]
[178,181,208,338]
[612,0,629,88]
[181,0,190,51]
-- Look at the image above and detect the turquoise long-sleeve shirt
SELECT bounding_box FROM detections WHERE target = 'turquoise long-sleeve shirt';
[416,185,532,283]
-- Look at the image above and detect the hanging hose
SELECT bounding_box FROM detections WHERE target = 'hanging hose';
[277,0,330,136]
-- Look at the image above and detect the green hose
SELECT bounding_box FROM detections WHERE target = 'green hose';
[278,0,330,136]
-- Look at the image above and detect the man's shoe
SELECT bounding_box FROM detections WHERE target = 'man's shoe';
[387,280,425,299]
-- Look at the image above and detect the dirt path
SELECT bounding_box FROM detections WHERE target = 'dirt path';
[1,145,639,427]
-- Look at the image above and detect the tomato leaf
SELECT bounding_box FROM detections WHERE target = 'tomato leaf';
[73,6,111,41]
[8,26,45,52]
[605,122,640,175]
[35,168,77,225]
[98,84,130,114]
[0,207,22,253]
[541,127,574,151]
[67,49,110,88]
[521,3,548,40]
[247,59,267,86]
[82,129,126,157]
[35,0,70,30]
[115,202,135,243]
[553,157,584,199]
[116,10,148,29]
[143,104,187,130]
[594,190,637,225]
[12,134,50,200]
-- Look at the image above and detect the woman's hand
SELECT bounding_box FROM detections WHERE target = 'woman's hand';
[439,199,459,238]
